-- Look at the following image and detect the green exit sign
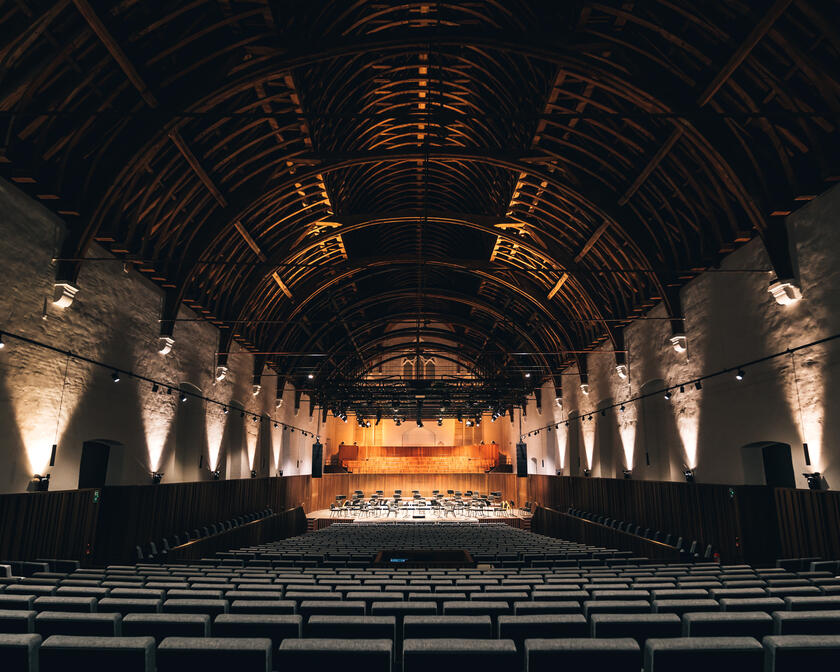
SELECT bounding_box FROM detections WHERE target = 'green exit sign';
[93,489,100,504]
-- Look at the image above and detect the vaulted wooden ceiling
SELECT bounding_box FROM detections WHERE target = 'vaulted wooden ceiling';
[2,0,838,394]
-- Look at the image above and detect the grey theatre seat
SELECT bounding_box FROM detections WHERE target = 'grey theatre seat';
[525,637,639,672]
[33,596,97,613]
[213,614,301,648]
[513,600,580,615]
[306,614,395,641]
[403,638,517,672]
[157,636,272,672]
[35,611,121,637]
[681,611,773,638]
[772,610,840,635]
[403,615,491,639]
[0,609,36,634]
[162,599,228,616]
[591,613,681,645]
[498,614,588,650]
[278,638,392,672]
[643,636,763,672]
[40,635,155,672]
[784,596,840,611]
[719,597,785,612]
[763,635,840,671]
[97,598,162,614]
[651,599,719,616]
[122,613,210,642]
[0,633,40,672]
[229,599,296,615]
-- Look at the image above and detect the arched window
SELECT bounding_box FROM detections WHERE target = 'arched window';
[425,359,436,380]
[402,359,414,379]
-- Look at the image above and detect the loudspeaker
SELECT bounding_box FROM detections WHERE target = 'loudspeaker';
[516,442,528,478]
[311,442,323,478]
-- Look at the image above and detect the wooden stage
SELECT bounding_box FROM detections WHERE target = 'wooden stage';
[293,473,528,513]
[307,507,531,531]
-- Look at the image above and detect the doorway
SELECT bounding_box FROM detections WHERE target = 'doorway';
[78,441,111,488]
[741,441,795,487]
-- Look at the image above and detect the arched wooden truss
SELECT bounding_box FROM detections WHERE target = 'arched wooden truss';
[1,0,838,400]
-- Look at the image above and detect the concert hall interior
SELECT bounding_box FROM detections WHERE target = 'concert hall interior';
[1,1,840,670]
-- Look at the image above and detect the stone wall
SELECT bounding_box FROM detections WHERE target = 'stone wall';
[518,184,840,490]
[0,178,319,494]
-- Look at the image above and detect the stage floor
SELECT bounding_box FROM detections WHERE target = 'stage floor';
[307,507,531,529]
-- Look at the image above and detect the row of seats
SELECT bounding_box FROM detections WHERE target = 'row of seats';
[1,631,838,671]
[567,507,712,558]
[136,508,274,562]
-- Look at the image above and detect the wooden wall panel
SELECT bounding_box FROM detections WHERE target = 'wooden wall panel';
[167,508,306,561]
[531,507,682,561]
[0,489,99,564]
[304,473,520,512]
[93,477,287,564]
[526,475,774,564]
[775,487,840,559]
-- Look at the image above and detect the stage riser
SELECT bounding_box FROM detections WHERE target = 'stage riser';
[305,473,525,512]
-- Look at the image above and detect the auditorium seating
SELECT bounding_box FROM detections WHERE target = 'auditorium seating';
[1,522,839,670]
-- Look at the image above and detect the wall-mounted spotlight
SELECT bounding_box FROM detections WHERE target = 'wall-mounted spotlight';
[620,404,626,412]
[615,364,628,380]
[580,383,590,396]
[307,373,314,379]
[252,415,258,423]
[250,469,257,478]
[223,406,229,415]
[215,365,228,382]
[152,383,159,393]
[437,417,443,426]
[664,390,672,400]
[111,370,121,383]
[211,469,221,480]
[582,468,591,477]
[240,411,245,418]
[158,336,175,356]
[524,372,531,378]
[670,333,687,353]
[151,472,164,485]
[251,384,261,396]
[622,469,632,479]
[735,369,745,381]
[395,417,402,426]
[417,418,423,428]
[769,279,802,305]
[554,396,563,409]
[694,381,703,390]
[179,391,188,403]
[683,467,695,483]
[0,333,5,349]
[33,473,51,491]
[803,472,822,490]
[679,385,685,394]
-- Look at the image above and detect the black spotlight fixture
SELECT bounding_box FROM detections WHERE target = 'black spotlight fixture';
[211,469,221,480]
[240,411,245,418]
[620,404,626,412]
[683,467,695,483]
[695,381,703,390]
[152,382,159,393]
[250,469,257,478]
[582,468,591,477]
[803,472,822,490]
[223,406,229,414]
[416,418,423,428]
[736,369,745,381]
[679,385,685,394]
[179,391,188,403]
[151,472,164,485]
[664,390,672,400]
[622,469,632,479]
[437,417,443,426]
[111,370,121,383]
[33,473,50,491]
[395,416,402,426]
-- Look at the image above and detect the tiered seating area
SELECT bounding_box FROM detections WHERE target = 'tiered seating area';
[336,445,502,474]
[2,523,840,670]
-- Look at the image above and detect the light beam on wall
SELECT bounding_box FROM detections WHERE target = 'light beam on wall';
[677,414,699,470]
[556,423,567,471]
[619,421,636,470]
[246,426,258,470]
[205,411,226,472]
[581,418,596,469]
[144,419,170,473]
